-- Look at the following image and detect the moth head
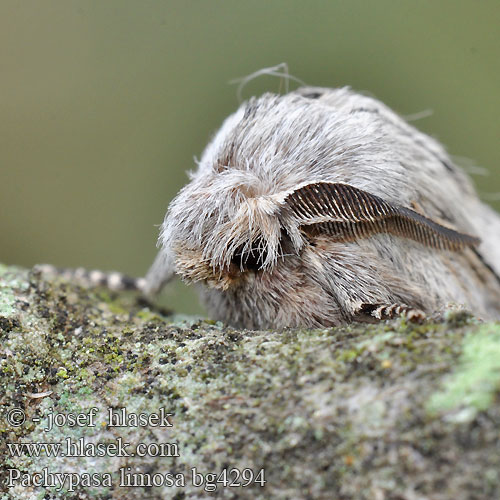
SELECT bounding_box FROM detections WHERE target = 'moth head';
[161,177,479,292]
[159,176,301,290]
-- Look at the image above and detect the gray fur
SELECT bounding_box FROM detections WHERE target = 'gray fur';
[145,86,500,328]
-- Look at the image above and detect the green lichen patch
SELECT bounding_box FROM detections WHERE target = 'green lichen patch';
[427,323,500,422]
[0,266,29,318]
[1,265,500,499]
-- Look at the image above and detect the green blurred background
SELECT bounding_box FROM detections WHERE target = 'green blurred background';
[1,0,499,315]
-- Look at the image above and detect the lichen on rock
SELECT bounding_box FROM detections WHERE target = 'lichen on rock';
[1,264,500,499]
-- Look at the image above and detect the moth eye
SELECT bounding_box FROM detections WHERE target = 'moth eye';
[231,241,268,272]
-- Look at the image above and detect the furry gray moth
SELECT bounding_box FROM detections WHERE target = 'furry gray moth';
[39,86,500,328]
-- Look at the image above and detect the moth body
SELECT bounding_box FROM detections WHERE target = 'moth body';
[145,86,500,328]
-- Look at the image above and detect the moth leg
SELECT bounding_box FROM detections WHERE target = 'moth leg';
[356,303,426,323]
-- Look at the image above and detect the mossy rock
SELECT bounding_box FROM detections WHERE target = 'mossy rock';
[1,264,500,499]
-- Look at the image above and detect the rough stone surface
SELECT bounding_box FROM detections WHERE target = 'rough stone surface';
[1,264,500,499]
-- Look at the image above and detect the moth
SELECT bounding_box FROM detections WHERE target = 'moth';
[40,87,500,329]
